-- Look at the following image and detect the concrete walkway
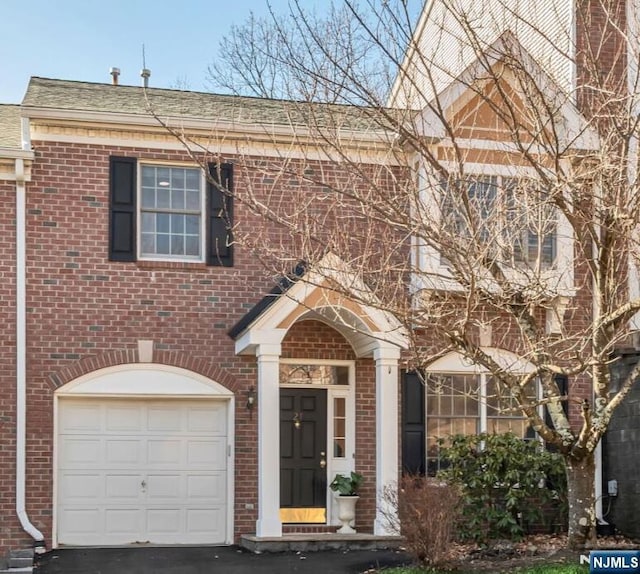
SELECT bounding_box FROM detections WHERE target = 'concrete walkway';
[34,546,412,574]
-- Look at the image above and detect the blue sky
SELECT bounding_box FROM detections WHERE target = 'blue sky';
[0,0,324,103]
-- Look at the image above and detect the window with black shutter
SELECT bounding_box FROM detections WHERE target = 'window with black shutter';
[108,156,234,266]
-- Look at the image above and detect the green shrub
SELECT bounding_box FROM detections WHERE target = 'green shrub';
[437,432,567,544]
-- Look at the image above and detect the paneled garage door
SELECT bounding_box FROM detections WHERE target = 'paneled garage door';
[57,398,228,546]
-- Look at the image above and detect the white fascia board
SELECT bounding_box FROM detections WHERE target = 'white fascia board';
[388,0,437,108]
[426,348,536,374]
[0,147,34,160]
[22,106,392,148]
[413,267,577,298]
[234,328,287,355]
[233,252,409,353]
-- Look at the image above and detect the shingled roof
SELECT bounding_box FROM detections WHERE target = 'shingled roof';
[0,105,22,149]
[22,77,389,133]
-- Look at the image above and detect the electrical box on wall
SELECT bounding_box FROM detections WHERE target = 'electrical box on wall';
[608,479,618,497]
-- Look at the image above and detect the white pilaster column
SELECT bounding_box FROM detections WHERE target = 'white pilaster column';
[256,343,283,537]
[373,344,401,535]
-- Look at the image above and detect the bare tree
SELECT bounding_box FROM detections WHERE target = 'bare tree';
[181,0,638,550]
[207,3,400,103]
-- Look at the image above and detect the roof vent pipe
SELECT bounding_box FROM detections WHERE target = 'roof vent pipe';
[109,67,120,85]
[141,68,151,88]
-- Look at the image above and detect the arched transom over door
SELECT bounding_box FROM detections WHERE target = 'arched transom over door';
[54,364,234,546]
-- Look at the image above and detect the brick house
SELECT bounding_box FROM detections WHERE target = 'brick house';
[0,0,637,562]
[0,77,409,555]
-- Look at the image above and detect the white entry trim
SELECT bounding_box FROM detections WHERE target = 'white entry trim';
[53,364,235,548]
[56,363,234,397]
[279,358,356,526]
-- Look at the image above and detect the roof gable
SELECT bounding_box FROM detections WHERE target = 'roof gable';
[231,253,408,357]
[390,0,573,110]
[416,33,598,151]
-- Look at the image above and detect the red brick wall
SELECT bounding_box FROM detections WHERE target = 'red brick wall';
[18,141,271,550]
[354,359,377,533]
[576,0,627,117]
[0,181,21,552]
[0,141,386,552]
[282,320,356,360]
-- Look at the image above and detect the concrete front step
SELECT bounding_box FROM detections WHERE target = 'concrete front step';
[0,568,32,574]
[240,533,404,553]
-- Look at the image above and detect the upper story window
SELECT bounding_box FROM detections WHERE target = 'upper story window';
[140,165,204,261]
[440,175,556,268]
[109,157,233,266]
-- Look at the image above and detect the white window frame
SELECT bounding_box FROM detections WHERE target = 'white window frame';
[423,350,544,475]
[439,174,557,267]
[412,160,575,296]
[137,162,206,263]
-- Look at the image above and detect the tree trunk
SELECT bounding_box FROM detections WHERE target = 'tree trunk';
[566,452,597,550]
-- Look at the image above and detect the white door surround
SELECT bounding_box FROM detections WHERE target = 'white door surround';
[53,363,234,547]
[279,359,356,527]
[231,254,409,537]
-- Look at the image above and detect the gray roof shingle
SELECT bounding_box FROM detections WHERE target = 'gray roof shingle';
[22,77,385,132]
[0,104,22,149]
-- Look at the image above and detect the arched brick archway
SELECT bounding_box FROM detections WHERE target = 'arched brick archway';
[48,348,237,392]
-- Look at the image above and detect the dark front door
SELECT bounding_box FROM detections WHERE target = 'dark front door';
[280,388,327,523]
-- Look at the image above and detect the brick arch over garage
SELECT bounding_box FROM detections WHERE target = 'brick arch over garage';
[48,348,238,392]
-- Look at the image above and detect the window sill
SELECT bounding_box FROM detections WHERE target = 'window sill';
[136,260,209,272]
[412,266,576,298]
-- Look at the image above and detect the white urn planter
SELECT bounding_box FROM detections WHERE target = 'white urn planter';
[335,495,359,534]
[330,472,363,534]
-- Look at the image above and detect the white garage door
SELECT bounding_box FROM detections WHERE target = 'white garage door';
[57,398,228,546]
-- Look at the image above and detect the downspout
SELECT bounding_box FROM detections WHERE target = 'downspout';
[15,119,45,546]
[592,182,604,525]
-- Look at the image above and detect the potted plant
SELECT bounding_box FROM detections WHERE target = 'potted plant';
[330,472,363,533]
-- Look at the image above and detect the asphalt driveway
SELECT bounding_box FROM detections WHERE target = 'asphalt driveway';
[34,546,412,574]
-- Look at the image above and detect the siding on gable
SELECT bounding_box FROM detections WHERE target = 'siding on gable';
[390,0,573,109]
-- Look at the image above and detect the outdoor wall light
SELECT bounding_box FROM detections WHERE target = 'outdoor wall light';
[246,387,256,410]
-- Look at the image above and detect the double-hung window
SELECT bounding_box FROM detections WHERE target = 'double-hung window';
[140,165,203,260]
[109,157,233,266]
[440,175,556,267]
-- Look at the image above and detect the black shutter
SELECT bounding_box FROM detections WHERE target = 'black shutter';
[109,157,137,261]
[207,163,234,267]
[402,371,426,475]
